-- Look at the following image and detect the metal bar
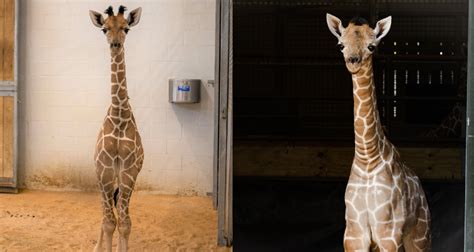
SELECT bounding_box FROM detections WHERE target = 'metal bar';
[213,0,222,211]
[226,0,233,243]
[217,0,232,247]
[464,0,474,250]
[0,81,15,87]
[0,186,17,193]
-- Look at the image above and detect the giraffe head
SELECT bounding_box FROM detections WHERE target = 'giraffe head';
[326,14,391,74]
[89,5,142,54]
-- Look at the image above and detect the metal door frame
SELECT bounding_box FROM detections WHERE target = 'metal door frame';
[214,0,233,247]
[465,1,473,251]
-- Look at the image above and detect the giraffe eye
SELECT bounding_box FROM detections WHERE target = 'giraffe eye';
[337,43,345,51]
[102,28,108,34]
[368,45,376,52]
[124,28,130,34]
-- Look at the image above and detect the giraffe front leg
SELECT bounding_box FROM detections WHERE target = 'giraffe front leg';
[116,186,133,252]
[344,197,371,252]
[96,214,117,252]
[116,167,139,252]
[117,213,132,252]
[344,221,371,252]
[94,163,117,252]
[94,182,117,252]
[373,223,404,252]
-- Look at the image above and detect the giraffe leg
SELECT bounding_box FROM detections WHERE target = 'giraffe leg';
[373,224,404,252]
[403,205,431,252]
[343,221,372,252]
[343,195,371,252]
[116,166,140,252]
[94,165,117,252]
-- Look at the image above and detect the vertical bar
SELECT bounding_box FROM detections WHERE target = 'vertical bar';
[226,0,233,244]
[3,0,14,80]
[217,0,231,247]
[12,0,17,189]
[0,0,5,80]
[3,96,12,178]
[0,97,4,177]
[465,1,474,251]
[213,0,222,210]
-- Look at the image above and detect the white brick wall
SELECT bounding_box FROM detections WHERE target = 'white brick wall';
[17,0,216,195]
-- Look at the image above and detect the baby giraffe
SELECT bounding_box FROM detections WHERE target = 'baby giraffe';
[326,14,431,251]
[89,6,144,252]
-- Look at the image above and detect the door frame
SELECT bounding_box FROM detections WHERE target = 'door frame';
[212,0,474,249]
[465,1,474,251]
[214,0,233,247]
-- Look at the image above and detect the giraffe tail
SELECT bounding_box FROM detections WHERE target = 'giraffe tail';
[113,187,119,207]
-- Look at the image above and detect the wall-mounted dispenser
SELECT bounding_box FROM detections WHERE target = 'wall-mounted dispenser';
[169,79,201,103]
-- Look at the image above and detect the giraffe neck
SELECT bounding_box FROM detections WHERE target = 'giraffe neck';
[352,58,386,171]
[110,48,129,109]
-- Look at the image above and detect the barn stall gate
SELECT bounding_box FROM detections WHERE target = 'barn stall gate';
[0,0,17,194]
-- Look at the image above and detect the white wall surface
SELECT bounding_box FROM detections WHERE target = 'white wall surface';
[17,0,216,195]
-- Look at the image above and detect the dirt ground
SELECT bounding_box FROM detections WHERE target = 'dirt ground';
[0,190,230,251]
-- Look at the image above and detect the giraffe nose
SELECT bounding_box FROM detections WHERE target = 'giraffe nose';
[348,56,361,64]
[111,42,121,48]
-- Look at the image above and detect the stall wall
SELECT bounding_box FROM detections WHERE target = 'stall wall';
[18,0,216,195]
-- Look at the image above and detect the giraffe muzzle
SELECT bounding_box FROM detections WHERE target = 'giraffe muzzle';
[111,42,122,48]
[345,57,362,74]
[348,56,361,64]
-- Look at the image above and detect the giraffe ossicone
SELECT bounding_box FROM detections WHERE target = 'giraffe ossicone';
[89,5,144,252]
[326,14,431,252]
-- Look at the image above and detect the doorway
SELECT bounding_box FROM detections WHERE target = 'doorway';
[230,0,467,250]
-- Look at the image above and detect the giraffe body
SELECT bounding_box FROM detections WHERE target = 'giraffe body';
[89,6,143,252]
[327,14,431,251]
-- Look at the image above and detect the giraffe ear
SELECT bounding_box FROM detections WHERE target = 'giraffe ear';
[127,7,142,27]
[89,10,104,28]
[326,13,344,40]
[374,16,392,44]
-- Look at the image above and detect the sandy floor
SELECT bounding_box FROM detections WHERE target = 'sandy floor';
[0,190,230,251]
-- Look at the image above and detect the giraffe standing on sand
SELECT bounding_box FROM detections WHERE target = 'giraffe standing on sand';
[89,6,144,252]
[326,14,431,251]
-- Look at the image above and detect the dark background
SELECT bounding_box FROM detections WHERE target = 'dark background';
[232,0,467,251]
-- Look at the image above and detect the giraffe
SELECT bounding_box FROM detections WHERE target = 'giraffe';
[326,14,431,251]
[89,6,144,252]
[425,103,463,138]
[425,70,466,138]
[425,40,467,138]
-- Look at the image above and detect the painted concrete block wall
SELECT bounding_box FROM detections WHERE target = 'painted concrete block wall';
[17,0,216,195]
